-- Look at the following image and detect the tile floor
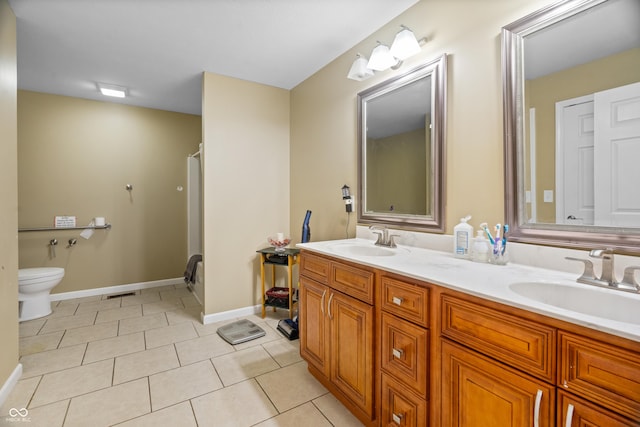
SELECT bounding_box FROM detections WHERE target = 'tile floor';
[1,284,364,427]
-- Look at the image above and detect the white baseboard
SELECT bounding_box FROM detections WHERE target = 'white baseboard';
[0,363,22,409]
[50,277,184,301]
[201,304,261,325]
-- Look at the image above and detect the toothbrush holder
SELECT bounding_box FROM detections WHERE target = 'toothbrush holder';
[489,242,508,266]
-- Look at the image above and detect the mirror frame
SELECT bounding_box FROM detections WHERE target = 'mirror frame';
[502,0,640,255]
[357,54,447,232]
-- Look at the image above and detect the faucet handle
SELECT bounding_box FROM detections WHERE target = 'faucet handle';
[565,257,597,281]
[621,266,640,291]
[369,226,385,245]
[588,248,613,258]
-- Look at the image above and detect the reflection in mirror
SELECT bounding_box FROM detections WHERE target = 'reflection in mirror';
[502,0,640,254]
[358,54,446,232]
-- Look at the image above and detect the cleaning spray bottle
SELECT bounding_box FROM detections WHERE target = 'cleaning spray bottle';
[453,215,473,259]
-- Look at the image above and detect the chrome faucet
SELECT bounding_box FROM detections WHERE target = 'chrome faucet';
[566,248,640,293]
[589,248,615,285]
[369,225,398,248]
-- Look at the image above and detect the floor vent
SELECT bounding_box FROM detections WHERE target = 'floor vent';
[106,292,137,299]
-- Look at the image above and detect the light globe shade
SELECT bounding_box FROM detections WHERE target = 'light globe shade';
[347,56,374,81]
[367,43,397,71]
[390,27,421,60]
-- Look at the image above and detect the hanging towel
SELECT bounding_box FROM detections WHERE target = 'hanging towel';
[184,254,202,284]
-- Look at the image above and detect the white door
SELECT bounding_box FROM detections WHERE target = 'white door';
[594,81,640,227]
[556,96,595,225]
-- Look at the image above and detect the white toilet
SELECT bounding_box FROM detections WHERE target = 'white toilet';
[18,268,65,321]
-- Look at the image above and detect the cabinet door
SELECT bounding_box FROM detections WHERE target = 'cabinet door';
[558,390,637,427]
[299,277,330,377]
[442,340,554,427]
[329,290,374,417]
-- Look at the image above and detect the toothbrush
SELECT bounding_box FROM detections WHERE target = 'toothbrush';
[501,224,509,255]
[494,224,502,255]
[479,223,495,244]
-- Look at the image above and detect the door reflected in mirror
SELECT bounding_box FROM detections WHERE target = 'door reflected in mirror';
[358,54,446,232]
[502,0,640,253]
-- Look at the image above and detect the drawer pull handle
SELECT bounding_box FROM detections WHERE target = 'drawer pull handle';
[392,348,404,359]
[534,389,543,427]
[392,296,403,306]
[565,403,574,427]
[320,290,326,316]
[392,412,403,425]
[327,293,334,319]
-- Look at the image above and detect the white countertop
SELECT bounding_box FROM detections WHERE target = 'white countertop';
[297,238,640,343]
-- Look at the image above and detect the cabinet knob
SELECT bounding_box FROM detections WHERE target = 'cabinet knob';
[392,412,403,425]
[392,348,404,359]
[392,296,403,306]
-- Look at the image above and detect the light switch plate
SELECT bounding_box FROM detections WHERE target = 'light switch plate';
[543,190,553,203]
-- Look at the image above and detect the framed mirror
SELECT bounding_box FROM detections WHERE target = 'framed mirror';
[502,0,640,254]
[357,54,446,232]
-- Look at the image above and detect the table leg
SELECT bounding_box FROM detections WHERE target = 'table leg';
[260,254,266,318]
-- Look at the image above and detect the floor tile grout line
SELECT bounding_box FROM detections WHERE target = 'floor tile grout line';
[310,393,339,427]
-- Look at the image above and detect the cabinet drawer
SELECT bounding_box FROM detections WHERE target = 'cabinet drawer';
[381,373,428,427]
[381,312,429,396]
[558,390,636,427]
[441,295,556,382]
[559,332,640,422]
[330,261,375,304]
[300,252,330,284]
[380,275,429,327]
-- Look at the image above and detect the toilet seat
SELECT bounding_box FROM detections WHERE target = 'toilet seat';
[19,268,65,286]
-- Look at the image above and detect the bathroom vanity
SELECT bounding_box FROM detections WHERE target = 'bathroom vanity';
[297,239,640,427]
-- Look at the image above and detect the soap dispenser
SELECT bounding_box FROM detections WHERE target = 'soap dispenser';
[453,215,473,259]
[472,230,490,263]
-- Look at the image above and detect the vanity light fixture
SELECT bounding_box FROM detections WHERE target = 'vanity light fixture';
[367,42,398,71]
[347,25,424,80]
[347,54,375,81]
[390,26,421,60]
[97,83,127,98]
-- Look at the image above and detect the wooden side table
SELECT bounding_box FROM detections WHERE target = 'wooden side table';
[257,247,300,319]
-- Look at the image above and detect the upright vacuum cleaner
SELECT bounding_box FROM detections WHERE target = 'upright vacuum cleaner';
[277,210,312,340]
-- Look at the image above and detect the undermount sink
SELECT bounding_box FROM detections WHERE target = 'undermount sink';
[509,281,640,325]
[327,242,404,257]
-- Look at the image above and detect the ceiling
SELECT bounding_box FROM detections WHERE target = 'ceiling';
[524,0,640,80]
[8,0,418,116]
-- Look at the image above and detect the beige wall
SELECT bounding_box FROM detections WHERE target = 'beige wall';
[18,91,201,293]
[0,0,18,395]
[367,128,427,214]
[290,0,553,239]
[526,48,640,223]
[202,73,290,315]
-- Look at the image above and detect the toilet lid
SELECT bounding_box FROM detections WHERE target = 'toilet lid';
[19,267,65,280]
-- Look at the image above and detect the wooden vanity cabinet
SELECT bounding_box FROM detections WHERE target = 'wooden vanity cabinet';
[299,250,640,427]
[440,294,556,426]
[558,331,640,425]
[440,291,640,427]
[378,274,430,427]
[557,390,638,427]
[442,339,555,427]
[299,251,376,425]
